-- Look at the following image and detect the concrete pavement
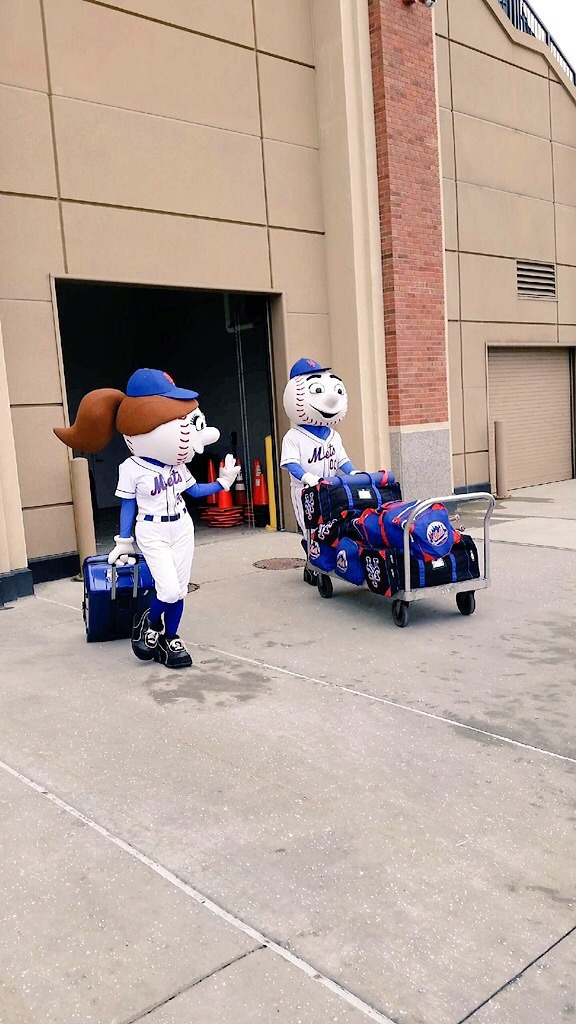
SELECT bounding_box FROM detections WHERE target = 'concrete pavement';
[0,484,575,1023]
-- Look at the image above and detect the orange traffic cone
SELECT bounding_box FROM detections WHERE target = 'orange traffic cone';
[252,459,269,528]
[234,460,247,506]
[206,458,218,504]
[253,460,268,505]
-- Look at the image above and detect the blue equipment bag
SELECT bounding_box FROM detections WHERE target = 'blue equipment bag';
[308,533,338,573]
[82,554,155,643]
[335,537,365,586]
[352,500,455,560]
[301,471,401,529]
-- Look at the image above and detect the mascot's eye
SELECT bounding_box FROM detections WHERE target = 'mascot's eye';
[195,414,206,431]
[335,385,344,396]
[309,383,325,395]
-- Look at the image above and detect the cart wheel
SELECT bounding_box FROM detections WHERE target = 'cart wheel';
[456,591,476,616]
[392,600,410,628]
[303,566,317,587]
[317,574,333,599]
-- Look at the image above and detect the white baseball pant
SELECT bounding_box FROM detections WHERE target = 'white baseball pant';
[135,515,195,604]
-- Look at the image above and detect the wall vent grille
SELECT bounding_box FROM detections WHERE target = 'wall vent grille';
[516,260,556,300]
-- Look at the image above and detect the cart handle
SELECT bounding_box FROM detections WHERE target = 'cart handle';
[401,492,495,600]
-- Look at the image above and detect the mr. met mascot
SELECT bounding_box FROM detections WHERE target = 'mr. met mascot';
[54,368,239,669]
[280,357,355,533]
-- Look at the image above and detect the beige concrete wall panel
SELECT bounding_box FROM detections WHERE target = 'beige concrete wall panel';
[259,56,318,148]
[464,386,489,451]
[553,143,576,209]
[447,322,464,454]
[551,82,576,149]
[465,450,489,485]
[23,504,77,559]
[44,0,260,136]
[269,230,328,314]
[455,114,553,200]
[254,0,313,64]
[100,0,254,46]
[11,406,72,507]
[557,264,576,324]
[460,253,558,323]
[439,108,455,179]
[0,85,57,197]
[285,313,331,367]
[559,325,576,344]
[555,204,576,268]
[447,0,549,75]
[458,183,555,262]
[1,300,62,405]
[53,98,266,224]
[445,250,460,321]
[442,178,458,251]
[451,46,551,139]
[436,37,452,110]
[264,141,323,231]
[0,196,64,300]
[452,453,465,488]
[434,0,448,39]
[62,204,271,292]
[0,0,47,91]
[461,324,487,391]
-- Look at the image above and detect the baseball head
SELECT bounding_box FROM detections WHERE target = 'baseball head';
[283,369,348,428]
[124,408,220,464]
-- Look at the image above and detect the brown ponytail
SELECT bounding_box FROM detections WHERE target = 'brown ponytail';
[54,389,126,453]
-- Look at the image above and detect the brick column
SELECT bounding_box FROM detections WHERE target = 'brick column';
[369,0,452,498]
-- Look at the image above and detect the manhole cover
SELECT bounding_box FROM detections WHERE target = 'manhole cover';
[187,583,200,593]
[253,558,306,570]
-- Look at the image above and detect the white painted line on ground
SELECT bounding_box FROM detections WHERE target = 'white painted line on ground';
[0,758,395,1024]
[35,594,81,613]
[189,642,576,767]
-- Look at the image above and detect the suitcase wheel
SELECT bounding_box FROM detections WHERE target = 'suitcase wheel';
[317,574,333,599]
[456,591,476,616]
[392,599,410,628]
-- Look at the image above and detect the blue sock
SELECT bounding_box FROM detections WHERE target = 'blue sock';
[164,599,184,638]
[149,598,184,637]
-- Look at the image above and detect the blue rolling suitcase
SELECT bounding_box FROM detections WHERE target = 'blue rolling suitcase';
[82,554,155,643]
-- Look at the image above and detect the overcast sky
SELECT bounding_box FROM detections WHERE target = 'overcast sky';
[528,0,576,69]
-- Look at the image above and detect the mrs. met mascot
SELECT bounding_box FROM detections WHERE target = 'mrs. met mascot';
[55,368,239,669]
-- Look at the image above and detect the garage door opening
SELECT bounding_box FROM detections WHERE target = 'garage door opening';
[55,280,280,550]
[488,346,575,490]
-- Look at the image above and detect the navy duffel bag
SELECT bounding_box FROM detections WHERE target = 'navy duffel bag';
[361,534,480,597]
[301,472,401,529]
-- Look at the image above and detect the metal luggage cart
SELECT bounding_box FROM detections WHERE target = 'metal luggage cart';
[305,491,495,627]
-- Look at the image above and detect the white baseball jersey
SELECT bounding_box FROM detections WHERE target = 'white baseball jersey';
[116,457,196,604]
[116,457,195,518]
[280,426,350,532]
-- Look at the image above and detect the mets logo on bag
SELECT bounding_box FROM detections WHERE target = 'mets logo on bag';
[365,556,381,586]
[304,491,315,520]
[426,520,449,547]
[336,549,348,573]
[309,539,321,560]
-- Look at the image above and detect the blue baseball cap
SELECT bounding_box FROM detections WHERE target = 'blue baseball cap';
[289,357,331,379]
[126,368,199,401]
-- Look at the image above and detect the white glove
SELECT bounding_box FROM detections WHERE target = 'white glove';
[301,472,319,487]
[108,535,136,566]
[217,454,241,491]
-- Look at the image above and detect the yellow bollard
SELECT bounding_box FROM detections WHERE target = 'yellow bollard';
[264,435,277,531]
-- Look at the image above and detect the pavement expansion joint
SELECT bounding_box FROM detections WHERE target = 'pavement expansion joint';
[454,922,576,1023]
[120,946,265,1024]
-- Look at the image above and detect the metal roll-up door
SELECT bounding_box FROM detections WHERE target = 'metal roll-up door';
[488,347,573,489]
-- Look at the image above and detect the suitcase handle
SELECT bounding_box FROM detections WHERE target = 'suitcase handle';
[110,562,139,601]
